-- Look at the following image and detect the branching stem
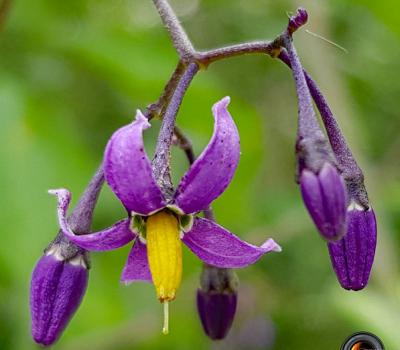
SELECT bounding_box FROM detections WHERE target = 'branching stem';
[152,0,195,61]
[65,3,309,235]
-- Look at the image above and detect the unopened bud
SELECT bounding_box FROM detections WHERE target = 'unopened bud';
[197,265,238,340]
[30,241,88,346]
[328,204,377,290]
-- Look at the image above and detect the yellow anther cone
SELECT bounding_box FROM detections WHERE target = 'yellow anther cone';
[146,210,183,303]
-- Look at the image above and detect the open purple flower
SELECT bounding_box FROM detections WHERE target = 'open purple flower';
[51,97,281,333]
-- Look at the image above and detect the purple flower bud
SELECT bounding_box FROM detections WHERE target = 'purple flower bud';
[287,7,308,35]
[300,162,348,241]
[328,205,377,290]
[197,266,238,340]
[197,290,237,340]
[30,246,88,346]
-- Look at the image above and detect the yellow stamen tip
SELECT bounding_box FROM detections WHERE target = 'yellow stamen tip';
[162,301,169,335]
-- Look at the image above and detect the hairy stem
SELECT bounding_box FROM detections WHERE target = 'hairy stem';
[146,61,186,120]
[152,62,199,198]
[173,126,195,165]
[282,34,322,140]
[278,50,362,176]
[68,165,105,234]
[152,0,195,61]
[195,40,280,67]
[278,50,369,207]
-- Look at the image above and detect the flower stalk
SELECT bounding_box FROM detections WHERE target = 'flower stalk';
[281,22,348,241]
[152,62,199,198]
[152,0,195,61]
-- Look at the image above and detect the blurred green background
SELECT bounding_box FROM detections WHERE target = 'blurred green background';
[1,0,399,349]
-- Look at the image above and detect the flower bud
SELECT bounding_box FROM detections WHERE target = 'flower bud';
[328,204,377,290]
[197,265,238,340]
[30,243,88,346]
[300,162,348,241]
[287,7,308,35]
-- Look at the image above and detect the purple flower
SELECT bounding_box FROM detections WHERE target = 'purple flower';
[197,266,238,340]
[30,246,88,346]
[328,205,377,290]
[50,97,281,333]
[283,33,348,241]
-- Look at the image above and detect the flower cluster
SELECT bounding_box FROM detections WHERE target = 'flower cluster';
[29,5,377,348]
[281,8,377,291]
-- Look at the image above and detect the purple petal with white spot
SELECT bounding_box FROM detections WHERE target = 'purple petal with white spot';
[300,162,347,241]
[328,207,377,291]
[30,254,88,346]
[174,97,240,214]
[182,217,281,268]
[104,110,166,215]
[121,239,152,283]
[49,188,135,251]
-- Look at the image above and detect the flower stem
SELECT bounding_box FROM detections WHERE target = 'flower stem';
[278,50,369,207]
[195,41,279,67]
[282,34,323,140]
[278,50,361,176]
[146,61,186,120]
[152,0,195,61]
[68,165,104,234]
[173,125,195,165]
[152,62,199,198]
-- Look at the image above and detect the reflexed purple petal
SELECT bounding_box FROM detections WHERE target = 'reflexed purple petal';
[300,163,347,241]
[328,206,377,291]
[174,97,240,214]
[49,188,135,251]
[197,289,237,340]
[121,239,152,284]
[63,219,135,251]
[48,188,71,229]
[104,110,166,215]
[182,218,281,268]
[30,254,88,346]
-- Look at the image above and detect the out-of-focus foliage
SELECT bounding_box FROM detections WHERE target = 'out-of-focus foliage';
[0,0,399,349]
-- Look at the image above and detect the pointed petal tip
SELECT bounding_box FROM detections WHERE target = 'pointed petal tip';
[174,96,239,214]
[134,109,151,129]
[212,96,231,115]
[183,218,278,268]
[48,188,70,197]
[261,239,282,252]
